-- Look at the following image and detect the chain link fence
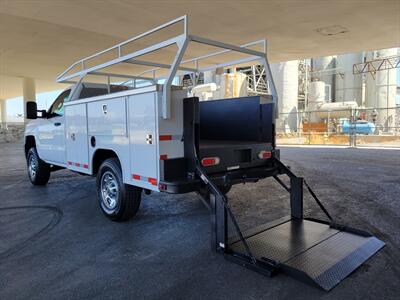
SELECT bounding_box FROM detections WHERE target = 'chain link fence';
[276,107,400,148]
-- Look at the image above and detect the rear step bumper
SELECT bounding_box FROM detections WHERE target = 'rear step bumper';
[228,217,385,291]
[159,164,280,194]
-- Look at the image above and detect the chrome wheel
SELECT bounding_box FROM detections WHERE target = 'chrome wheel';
[100,171,119,210]
[28,154,37,180]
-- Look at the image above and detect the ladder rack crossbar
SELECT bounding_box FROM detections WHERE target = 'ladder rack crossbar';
[56,16,277,119]
[57,15,188,81]
[57,35,183,82]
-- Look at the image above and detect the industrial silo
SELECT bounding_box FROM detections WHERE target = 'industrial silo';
[335,53,363,105]
[308,81,326,122]
[271,60,299,132]
[312,56,336,101]
[365,48,398,132]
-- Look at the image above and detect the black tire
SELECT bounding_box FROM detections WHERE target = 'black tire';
[96,158,141,221]
[27,147,50,185]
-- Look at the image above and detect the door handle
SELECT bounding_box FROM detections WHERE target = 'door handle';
[54,122,62,126]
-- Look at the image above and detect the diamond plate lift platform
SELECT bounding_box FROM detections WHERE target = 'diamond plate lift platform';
[196,158,385,291]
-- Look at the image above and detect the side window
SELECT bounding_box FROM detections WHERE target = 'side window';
[49,89,71,117]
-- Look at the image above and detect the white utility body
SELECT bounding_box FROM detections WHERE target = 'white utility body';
[65,85,186,191]
[26,84,187,191]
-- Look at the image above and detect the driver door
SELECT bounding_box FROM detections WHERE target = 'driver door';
[37,89,70,165]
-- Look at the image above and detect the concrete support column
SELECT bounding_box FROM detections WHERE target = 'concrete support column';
[23,77,36,122]
[0,99,6,123]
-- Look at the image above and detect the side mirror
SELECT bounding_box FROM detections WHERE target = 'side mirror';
[26,101,37,119]
[38,110,48,118]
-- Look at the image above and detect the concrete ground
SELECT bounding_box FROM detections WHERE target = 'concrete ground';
[0,143,399,299]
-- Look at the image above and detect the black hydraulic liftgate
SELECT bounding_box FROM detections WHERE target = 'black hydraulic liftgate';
[182,97,384,291]
[196,160,385,291]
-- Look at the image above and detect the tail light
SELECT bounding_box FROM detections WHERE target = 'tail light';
[201,157,220,167]
[258,151,272,159]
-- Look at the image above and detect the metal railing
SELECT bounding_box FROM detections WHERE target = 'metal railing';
[276,107,400,148]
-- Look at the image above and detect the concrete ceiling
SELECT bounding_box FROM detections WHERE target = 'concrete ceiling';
[0,0,399,99]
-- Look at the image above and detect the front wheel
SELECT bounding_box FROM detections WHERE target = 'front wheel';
[27,148,50,185]
[96,158,141,221]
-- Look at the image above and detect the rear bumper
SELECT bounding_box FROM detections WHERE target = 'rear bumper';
[198,141,276,174]
[159,160,280,194]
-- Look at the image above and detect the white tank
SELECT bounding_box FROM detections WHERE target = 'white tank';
[365,50,377,109]
[312,56,335,101]
[365,48,398,131]
[308,81,326,107]
[315,101,358,119]
[191,83,218,101]
[308,81,326,122]
[335,53,363,104]
[271,60,299,132]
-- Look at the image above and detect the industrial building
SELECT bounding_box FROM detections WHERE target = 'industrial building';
[0,1,399,299]
[186,48,400,147]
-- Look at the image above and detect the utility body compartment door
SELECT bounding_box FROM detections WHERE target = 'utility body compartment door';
[128,92,159,191]
[65,104,90,173]
[87,97,130,181]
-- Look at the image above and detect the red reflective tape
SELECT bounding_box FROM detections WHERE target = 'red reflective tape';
[75,163,80,167]
[160,154,168,160]
[148,177,157,186]
[159,135,172,141]
[132,174,141,180]
[83,164,89,169]
[67,161,73,165]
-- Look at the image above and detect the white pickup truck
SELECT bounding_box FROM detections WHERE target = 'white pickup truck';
[23,16,384,291]
[25,83,190,221]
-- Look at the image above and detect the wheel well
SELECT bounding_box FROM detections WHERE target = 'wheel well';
[92,149,120,175]
[25,136,36,157]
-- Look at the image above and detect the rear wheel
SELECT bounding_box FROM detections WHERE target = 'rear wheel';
[96,158,141,221]
[27,148,50,185]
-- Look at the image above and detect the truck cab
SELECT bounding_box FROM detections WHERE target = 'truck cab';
[25,88,71,166]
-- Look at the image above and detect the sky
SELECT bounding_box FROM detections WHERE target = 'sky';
[5,89,63,122]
